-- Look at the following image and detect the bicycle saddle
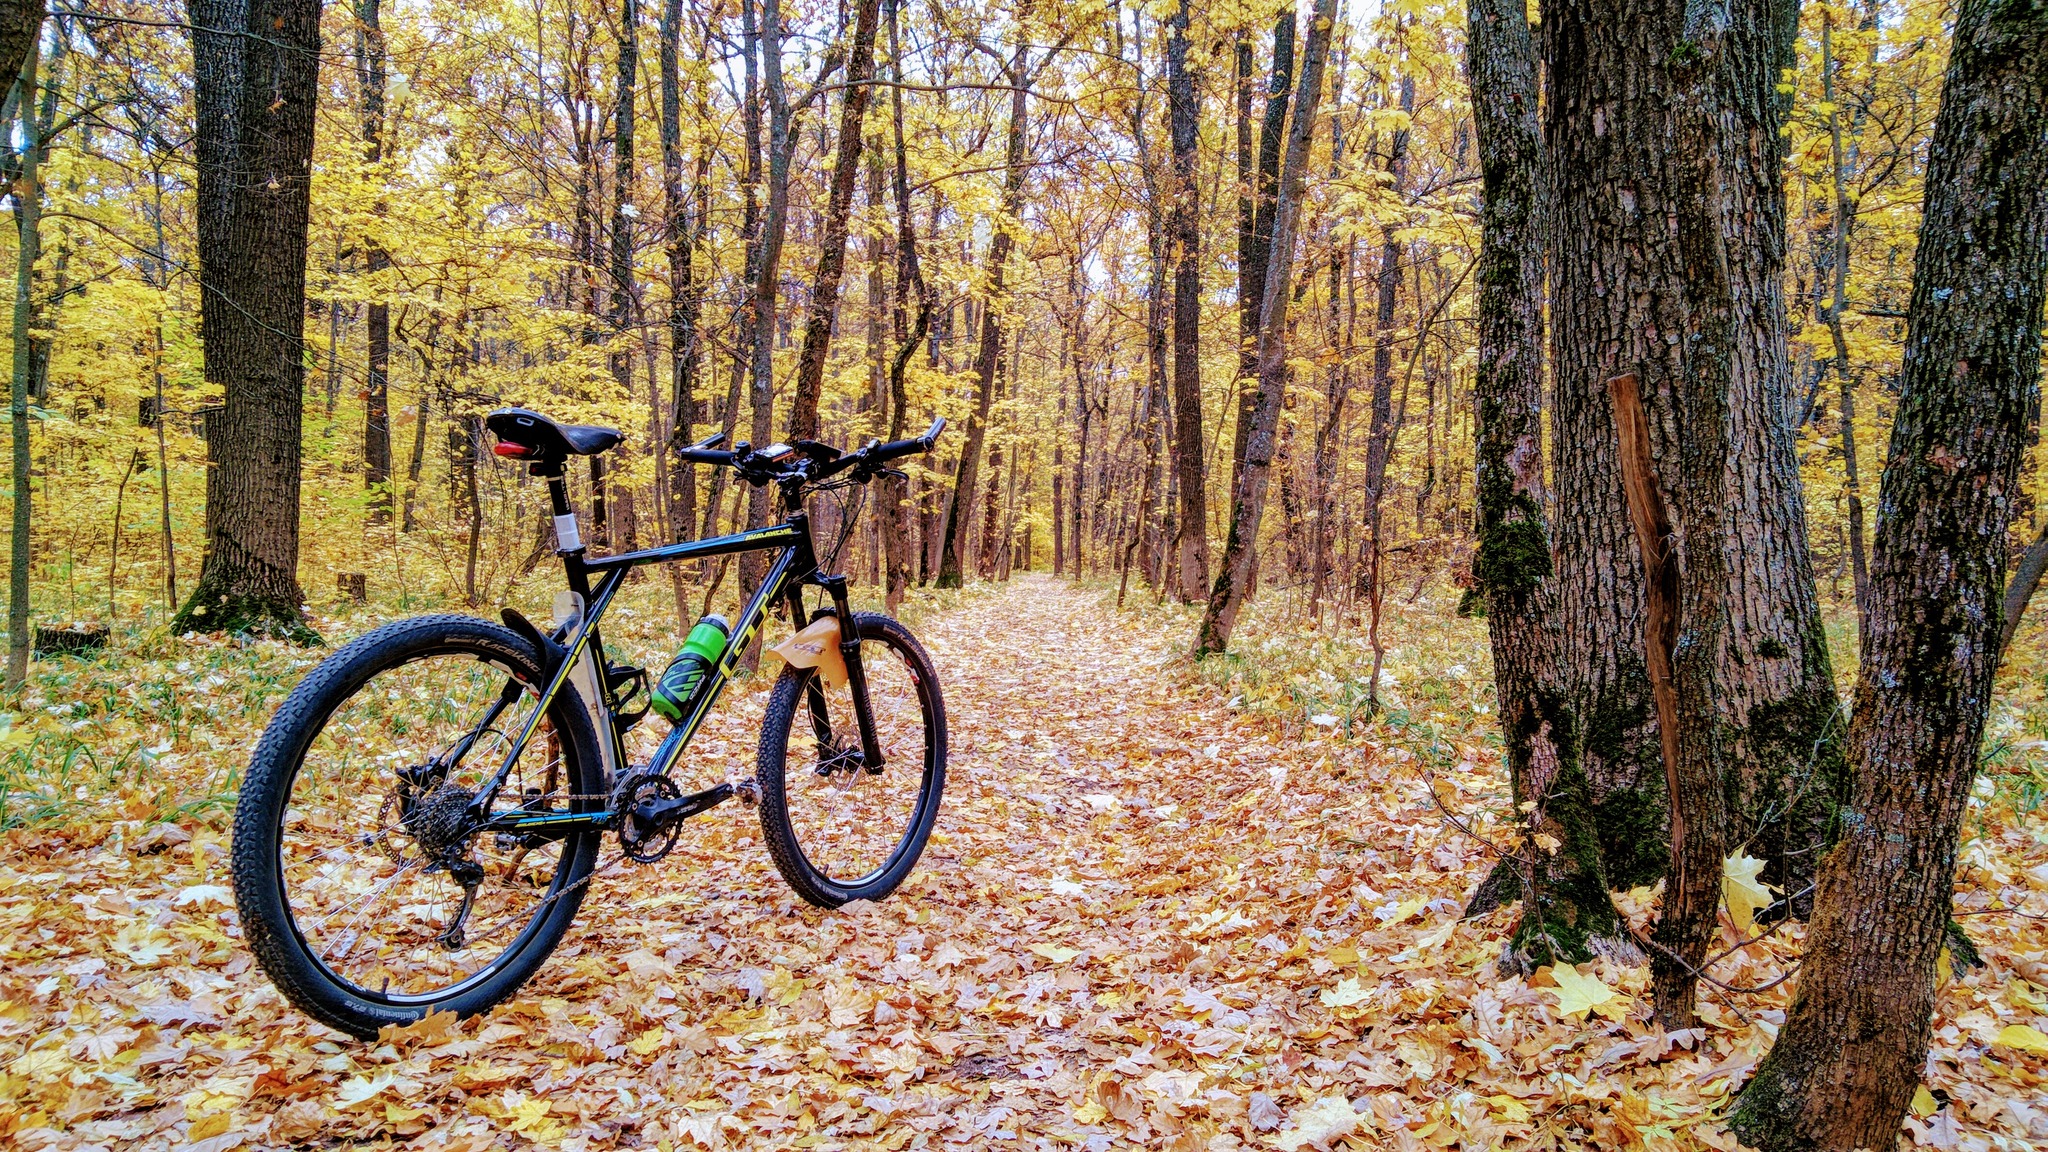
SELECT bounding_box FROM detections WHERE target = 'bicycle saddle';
[486,408,624,466]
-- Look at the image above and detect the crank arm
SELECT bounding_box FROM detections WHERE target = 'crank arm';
[630,782,734,827]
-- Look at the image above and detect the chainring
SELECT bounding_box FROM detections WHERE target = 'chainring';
[616,773,684,863]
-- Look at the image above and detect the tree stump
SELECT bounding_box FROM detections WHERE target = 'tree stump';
[34,625,109,657]
[337,573,367,604]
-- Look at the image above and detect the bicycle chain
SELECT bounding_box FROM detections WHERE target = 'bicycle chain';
[449,776,758,952]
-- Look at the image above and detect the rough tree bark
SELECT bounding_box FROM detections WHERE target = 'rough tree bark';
[1461,0,1621,965]
[1197,0,1336,655]
[1733,0,2048,1143]
[173,0,321,641]
[1165,0,1208,603]
[0,0,41,99]
[358,0,392,523]
[787,0,882,440]
[1543,0,1840,900]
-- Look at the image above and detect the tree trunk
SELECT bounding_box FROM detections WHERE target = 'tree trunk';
[5,31,41,688]
[2000,519,2048,656]
[1231,12,1294,493]
[0,0,41,103]
[937,35,1033,588]
[659,0,703,570]
[1544,0,1839,900]
[173,0,321,642]
[1713,0,1845,907]
[743,0,787,611]
[358,0,392,523]
[1733,2,2048,1142]
[1461,0,1621,965]
[1166,0,1208,602]
[879,0,928,614]
[1356,66,1414,699]
[1197,0,1336,655]
[1821,13,1870,617]
[788,0,882,440]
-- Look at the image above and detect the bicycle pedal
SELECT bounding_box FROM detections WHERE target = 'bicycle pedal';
[734,778,762,807]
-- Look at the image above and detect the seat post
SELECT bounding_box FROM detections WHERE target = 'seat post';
[541,468,583,556]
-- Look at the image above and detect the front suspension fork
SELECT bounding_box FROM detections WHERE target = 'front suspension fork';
[808,575,884,772]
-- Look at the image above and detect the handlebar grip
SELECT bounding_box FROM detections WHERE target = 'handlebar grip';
[870,417,946,464]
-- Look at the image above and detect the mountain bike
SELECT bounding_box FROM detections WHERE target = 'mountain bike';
[230,407,949,1038]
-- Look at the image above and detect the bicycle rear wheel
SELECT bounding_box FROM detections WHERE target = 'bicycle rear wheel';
[756,612,946,906]
[230,615,604,1038]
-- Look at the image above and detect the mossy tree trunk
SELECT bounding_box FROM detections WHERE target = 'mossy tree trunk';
[1543,0,1842,905]
[1462,0,1620,966]
[1733,0,2048,1142]
[6,31,43,689]
[174,0,321,643]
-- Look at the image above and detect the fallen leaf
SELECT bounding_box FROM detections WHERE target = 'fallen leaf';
[1272,1096,1363,1151]
[1544,964,1630,1021]
[1992,1024,2048,1055]
[1723,852,1775,933]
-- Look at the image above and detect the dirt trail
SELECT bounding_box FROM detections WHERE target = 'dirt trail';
[14,576,1968,1151]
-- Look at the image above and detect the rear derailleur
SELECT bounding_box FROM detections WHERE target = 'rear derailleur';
[383,769,489,950]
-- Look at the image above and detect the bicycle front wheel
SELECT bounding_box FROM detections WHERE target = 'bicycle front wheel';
[757,612,947,907]
[230,615,605,1038]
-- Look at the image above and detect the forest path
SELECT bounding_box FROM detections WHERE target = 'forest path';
[6,575,1790,1152]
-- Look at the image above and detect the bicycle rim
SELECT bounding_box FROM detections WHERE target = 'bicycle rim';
[273,648,588,1004]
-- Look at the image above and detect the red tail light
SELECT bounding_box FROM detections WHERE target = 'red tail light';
[494,441,535,459]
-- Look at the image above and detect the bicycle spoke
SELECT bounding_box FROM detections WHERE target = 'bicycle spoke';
[276,648,580,1001]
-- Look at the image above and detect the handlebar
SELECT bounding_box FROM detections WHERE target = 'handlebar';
[676,416,946,487]
[674,431,735,467]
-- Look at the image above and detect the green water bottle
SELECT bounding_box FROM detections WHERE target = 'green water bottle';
[650,615,731,722]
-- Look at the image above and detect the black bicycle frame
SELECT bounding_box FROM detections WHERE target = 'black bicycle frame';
[466,474,885,837]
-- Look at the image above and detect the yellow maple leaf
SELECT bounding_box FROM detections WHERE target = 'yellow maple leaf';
[1993,1024,2048,1054]
[1910,1086,1939,1117]
[335,1073,397,1108]
[1029,943,1081,963]
[1319,976,1370,1008]
[1073,1098,1108,1124]
[628,1027,666,1056]
[1273,1096,1364,1151]
[1487,1094,1531,1123]
[1544,964,1630,1021]
[507,1096,555,1132]
[1722,852,1775,934]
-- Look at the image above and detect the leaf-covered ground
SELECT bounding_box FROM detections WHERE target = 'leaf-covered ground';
[4,576,2047,1151]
